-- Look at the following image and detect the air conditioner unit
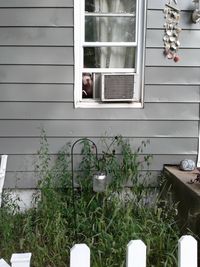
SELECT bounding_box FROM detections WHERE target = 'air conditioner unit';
[101,73,136,102]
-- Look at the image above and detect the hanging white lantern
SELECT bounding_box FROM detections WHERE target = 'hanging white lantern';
[93,172,107,192]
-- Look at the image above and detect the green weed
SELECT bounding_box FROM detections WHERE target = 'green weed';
[0,134,186,266]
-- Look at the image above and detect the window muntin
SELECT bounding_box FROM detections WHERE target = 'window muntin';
[74,0,146,108]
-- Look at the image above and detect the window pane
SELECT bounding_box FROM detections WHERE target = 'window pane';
[82,73,101,99]
[85,0,136,13]
[82,72,94,98]
[84,47,135,68]
[85,16,135,42]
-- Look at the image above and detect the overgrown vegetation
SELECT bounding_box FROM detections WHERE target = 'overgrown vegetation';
[0,133,184,266]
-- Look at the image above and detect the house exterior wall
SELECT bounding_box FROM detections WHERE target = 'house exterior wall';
[0,0,199,189]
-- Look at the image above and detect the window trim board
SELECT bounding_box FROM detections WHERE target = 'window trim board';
[74,0,147,108]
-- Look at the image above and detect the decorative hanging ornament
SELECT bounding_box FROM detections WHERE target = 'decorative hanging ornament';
[163,0,181,62]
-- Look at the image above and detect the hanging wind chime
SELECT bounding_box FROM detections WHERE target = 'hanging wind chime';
[163,0,181,62]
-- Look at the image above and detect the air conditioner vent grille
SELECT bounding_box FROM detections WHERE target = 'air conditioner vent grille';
[101,74,134,102]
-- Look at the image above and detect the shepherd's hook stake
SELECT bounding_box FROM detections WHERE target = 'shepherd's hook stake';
[71,138,98,241]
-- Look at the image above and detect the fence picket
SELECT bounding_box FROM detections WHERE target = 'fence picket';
[126,240,146,267]
[178,235,197,267]
[0,235,197,266]
[70,244,90,267]
[0,155,8,207]
[0,155,8,174]
[10,253,31,267]
[0,259,11,267]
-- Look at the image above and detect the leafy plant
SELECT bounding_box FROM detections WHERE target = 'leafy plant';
[0,133,190,267]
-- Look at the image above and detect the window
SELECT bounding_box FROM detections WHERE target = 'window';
[74,0,146,108]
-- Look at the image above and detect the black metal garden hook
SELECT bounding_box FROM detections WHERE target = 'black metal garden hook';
[70,138,98,241]
[71,138,98,190]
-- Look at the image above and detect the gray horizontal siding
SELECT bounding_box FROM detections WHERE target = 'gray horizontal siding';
[148,0,194,10]
[147,10,199,30]
[6,154,198,172]
[4,170,161,189]
[0,0,199,190]
[0,84,198,103]
[145,85,200,103]
[146,30,200,48]
[4,172,38,189]
[0,120,198,137]
[145,0,199,184]
[0,47,73,65]
[0,138,197,155]
[0,103,198,120]
[146,49,200,67]
[0,28,73,46]
[0,8,73,26]
[0,66,73,83]
[3,134,198,189]
[145,67,200,85]
[4,152,198,188]
[0,0,73,7]
[0,84,73,101]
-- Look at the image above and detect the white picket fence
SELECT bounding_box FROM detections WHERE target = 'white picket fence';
[0,235,197,267]
[0,155,8,207]
[0,253,32,267]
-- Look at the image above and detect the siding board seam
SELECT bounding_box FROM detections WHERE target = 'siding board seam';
[0,82,73,85]
[145,83,200,86]
[0,46,74,48]
[0,26,74,28]
[0,137,197,139]
[0,137,197,140]
[0,64,73,66]
[0,6,73,9]
[0,118,198,122]
[0,101,198,104]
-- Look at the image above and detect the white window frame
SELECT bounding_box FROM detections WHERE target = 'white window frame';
[74,0,146,108]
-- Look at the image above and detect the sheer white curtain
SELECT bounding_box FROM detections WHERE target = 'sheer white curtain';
[94,0,135,68]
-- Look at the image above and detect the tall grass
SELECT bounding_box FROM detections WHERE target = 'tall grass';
[0,135,183,266]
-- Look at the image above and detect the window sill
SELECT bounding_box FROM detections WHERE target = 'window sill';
[74,100,144,109]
